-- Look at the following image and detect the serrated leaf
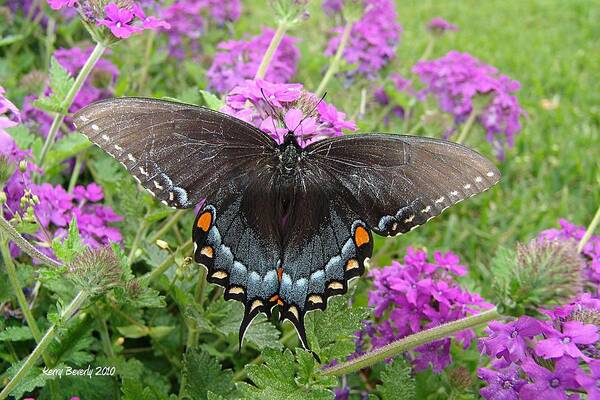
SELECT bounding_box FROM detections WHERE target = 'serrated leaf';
[377,358,416,400]
[33,57,74,114]
[43,132,91,170]
[305,294,370,362]
[181,348,237,400]
[200,90,224,110]
[52,217,84,262]
[215,303,282,349]
[5,362,60,399]
[122,378,163,400]
[0,326,34,342]
[6,125,38,150]
[239,348,335,400]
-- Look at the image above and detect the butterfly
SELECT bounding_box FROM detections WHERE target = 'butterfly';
[74,97,500,350]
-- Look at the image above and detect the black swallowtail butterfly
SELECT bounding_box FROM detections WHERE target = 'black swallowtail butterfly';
[74,97,500,349]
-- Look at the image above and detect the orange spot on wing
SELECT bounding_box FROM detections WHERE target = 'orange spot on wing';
[354,226,370,247]
[277,267,283,282]
[270,294,284,306]
[197,211,212,232]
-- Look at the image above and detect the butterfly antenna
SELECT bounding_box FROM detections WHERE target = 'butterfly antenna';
[291,91,328,137]
[260,88,285,135]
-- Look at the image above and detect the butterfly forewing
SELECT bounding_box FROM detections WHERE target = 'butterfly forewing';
[73,97,276,208]
[305,134,500,237]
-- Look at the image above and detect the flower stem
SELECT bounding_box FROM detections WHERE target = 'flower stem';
[145,239,193,283]
[127,221,148,266]
[578,203,600,253]
[0,290,88,400]
[0,235,53,368]
[38,42,106,167]
[419,36,435,61]
[0,214,63,268]
[67,153,84,193]
[455,108,479,144]
[255,21,288,80]
[315,20,353,98]
[321,307,501,377]
[148,210,187,244]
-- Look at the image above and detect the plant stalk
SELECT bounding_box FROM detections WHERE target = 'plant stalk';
[148,210,187,244]
[315,20,353,98]
[455,108,479,144]
[321,307,501,377]
[38,42,106,167]
[0,290,88,400]
[145,240,193,283]
[255,21,288,80]
[0,214,62,268]
[578,203,600,253]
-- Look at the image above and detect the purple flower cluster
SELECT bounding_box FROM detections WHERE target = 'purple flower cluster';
[479,294,600,399]
[539,219,600,294]
[426,17,458,35]
[160,0,241,58]
[1,88,123,257]
[413,51,523,159]
[23,47,118,138]
[221,80,356,147]
[325,0,402,78]
[32,182,123,251]
[207,29,300,94]
[358,248,492,372]
[47,0,170,39]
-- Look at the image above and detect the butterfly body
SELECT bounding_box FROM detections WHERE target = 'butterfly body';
[74,97,500,350]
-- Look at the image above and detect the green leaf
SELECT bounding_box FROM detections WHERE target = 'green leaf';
[181,348,238,400]
[52,217,84,262]
[239,348,335,400]
[200,90,224,110]
[305,293,370,362]
[5,362,61,399]
[122,378,164,400]
[0,326,34,342]
[33,57,74,114]
[43,132,91,171]
[377,358,416,400]
[214,302,282,349]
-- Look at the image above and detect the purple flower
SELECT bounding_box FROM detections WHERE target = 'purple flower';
[96,3,142,39]
[208,29,300,93]
[47,0,77,9]
[413,51,523,160]
[322,0,344,16]
[132,3,171,30]
[576,360,600,400]
[478,364,526,400]
[325,0,402,78]
[480,316,542,363]
[360,248,491,371]
[221,80,356,147]
[427,17,458,34]
[32,183,123,250]
[413,339,452,372]
[333,386,350,400]
[539,219,600,293]
[202,0,241,25]
[535,321,599,360]
[520,357,580,400]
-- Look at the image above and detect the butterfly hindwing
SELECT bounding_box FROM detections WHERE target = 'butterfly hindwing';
[192,171,282,346]
[73,97,276,208]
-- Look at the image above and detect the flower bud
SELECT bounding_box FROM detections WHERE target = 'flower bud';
[18,160,27,173]
[490,239,583,317]
[155,239,169,250]
[0,191,7,205]
[67,246,124,295]
[269,0,309,24]
[447,367,473,391]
